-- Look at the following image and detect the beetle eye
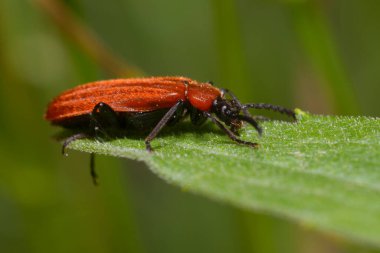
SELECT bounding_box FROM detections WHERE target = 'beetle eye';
[221,105,228,115]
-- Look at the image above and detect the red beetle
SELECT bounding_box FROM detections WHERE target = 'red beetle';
[45,76,295,183]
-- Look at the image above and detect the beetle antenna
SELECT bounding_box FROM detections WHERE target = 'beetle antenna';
[236,114,262,136]
[242,103,296,120]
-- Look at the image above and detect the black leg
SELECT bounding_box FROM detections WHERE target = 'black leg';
[204,112,259,148]
[237,114,262,136]
[90,102,120,138]
[62,133,89,156]
[87,102,119,185]
[145,100,184,152]
[90,153,98,186]
[61,133,98,186]
[190,107,207,126]
[62,102,117,185]
[242,103,296,119]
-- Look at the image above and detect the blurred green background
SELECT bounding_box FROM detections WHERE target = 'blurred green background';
[0,0,379,252]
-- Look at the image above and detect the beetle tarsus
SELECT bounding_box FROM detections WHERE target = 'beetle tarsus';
[145,141,153,152]
[90,153,98,186]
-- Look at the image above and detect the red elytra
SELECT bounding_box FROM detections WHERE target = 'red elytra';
[45,77,221,123]
[45,76,295,184]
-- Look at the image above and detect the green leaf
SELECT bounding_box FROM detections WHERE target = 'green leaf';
[67,112,380,247]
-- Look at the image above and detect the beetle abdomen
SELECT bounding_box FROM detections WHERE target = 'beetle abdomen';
[45,78,187,123]
[55,109,172,131]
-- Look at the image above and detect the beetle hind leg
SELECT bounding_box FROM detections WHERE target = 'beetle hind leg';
[60,102,118,186]
[90,153,98,185]
[61,133,98,186]
[62,133,90,156]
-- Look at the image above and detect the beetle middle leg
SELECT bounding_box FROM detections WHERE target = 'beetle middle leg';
[60,102,118,156]
[62,102,118,186]
[90,102,120,138]
[190,107,207,126]
[87,102,121,185]
[145,100,184,152]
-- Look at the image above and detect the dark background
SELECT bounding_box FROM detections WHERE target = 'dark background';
[0,0,379,252]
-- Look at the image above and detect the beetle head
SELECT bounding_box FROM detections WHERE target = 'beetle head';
[212,97,262,135]
[212,97,244,133]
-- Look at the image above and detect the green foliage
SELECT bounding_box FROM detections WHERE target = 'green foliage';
[67,112,380,247]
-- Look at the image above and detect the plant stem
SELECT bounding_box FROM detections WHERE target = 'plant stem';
[33,0,144,77]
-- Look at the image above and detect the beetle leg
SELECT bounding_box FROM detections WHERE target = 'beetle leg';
[87,102,122,185]
[145,100,184,152]
[90,153,98,185]
[61,133,98,186]
[62,102,116,186]
[89,102,119,138]
[236,114,262,136]
[190,107,207,126]
[204,112,259,148]
[62,133,89,156]
[229,121,242,136]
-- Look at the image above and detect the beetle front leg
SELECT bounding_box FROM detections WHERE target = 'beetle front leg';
[204,112,259,148]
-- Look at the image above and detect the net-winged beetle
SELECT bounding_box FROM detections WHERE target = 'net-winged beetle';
[45,76,295,184]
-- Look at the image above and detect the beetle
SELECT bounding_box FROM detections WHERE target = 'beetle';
[45,76,295,184]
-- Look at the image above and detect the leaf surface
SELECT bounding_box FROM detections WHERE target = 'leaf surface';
[68,112,380,246]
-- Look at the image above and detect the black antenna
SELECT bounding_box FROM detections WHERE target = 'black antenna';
[242,103,296,120]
